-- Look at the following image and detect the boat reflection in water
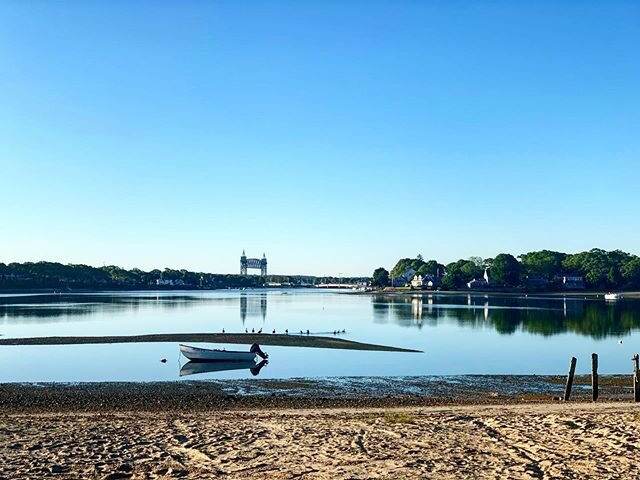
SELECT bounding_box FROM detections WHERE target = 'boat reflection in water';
[180,359,269,377]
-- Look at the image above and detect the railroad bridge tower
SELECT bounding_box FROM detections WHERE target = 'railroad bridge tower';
[240,251,267,276]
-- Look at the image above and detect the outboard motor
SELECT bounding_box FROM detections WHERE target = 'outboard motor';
[250,359,269,376]
[250,343,269,360]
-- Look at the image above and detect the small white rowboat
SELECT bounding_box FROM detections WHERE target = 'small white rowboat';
[179,343,268,362]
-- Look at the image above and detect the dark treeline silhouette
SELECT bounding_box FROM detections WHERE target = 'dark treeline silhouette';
[373,248,640,291]
[0,261,367,291]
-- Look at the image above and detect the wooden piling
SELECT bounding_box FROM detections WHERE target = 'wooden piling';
[564,356,577,401]
[633,354,640,402]
[591,353,598,402]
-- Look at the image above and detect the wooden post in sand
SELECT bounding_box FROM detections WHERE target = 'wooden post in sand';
[564,356,577,401]
[633,354,640,402]
[591,353,598,402]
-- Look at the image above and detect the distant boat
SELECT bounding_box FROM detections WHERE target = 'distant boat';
[180,359,268,377]
[179,343,268,362]
[604,293,621,301]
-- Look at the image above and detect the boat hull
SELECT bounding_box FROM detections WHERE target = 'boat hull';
[180,344,257,362]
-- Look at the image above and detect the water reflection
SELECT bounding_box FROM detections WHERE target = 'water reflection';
[372,294,640,339]
[2,291,640,340]
[0,292,271,324]
[179,359,269,377]
[239,292,267,324]
[0,294,214,322]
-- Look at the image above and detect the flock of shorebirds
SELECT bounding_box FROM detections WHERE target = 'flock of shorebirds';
[220,328,346,335]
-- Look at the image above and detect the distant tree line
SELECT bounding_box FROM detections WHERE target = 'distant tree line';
[372,249,640,291]
[0,261,368,291]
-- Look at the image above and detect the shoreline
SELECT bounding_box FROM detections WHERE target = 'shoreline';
[1,374,635,414]
[3,287,640,297]
[4,377,640,478]
[374,288,640,297]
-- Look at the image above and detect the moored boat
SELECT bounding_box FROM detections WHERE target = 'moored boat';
[604,293,621,301]
[179,343,268,362]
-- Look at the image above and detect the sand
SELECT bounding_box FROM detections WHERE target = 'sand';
[2,402,640,479]
[0,333,420,352]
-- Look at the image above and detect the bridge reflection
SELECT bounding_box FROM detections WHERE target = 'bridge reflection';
[240,292,267,324]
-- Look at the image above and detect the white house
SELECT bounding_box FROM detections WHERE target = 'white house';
[411,274,441,290]
[467,268,491,289]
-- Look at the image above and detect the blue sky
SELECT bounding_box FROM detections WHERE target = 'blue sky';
[1,1,638,276]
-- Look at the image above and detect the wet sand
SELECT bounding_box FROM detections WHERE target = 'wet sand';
[0,375,635,413]
[2,402,640,479]
[0,333,420,352]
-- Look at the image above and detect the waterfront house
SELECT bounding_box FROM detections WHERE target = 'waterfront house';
[411,274,441,290]
[392,268,416,287]
[467,268,491,290]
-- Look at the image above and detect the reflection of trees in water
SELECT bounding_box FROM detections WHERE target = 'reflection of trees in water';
[0,294,233,323]
[0,292,271,325]
[371,294,640,338]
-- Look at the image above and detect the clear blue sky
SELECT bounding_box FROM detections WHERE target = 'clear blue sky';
[1,1,638,276]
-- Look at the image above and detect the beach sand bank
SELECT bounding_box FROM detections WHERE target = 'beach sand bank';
[2,377,640,478]
[2,402,640,479]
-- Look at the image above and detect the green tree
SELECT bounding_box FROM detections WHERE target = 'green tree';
[372,267,390,287]
[519,250,566,279]
[390,257,426,278]
[468,256,484,267]
[563,248,632,288]
[490,254,521,287]
[621,257,640,288]
[441,259,480,289]
[416,260,445,277]
[460,261,483,280]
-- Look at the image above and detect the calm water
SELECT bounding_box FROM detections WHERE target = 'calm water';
[1,289,639,382]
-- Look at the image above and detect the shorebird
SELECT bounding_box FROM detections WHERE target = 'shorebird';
[272,329,276,334]
[245,328,248,333]
[222,328,225,333]
[341,329,345,333]
[285,329,288,334]
[252,328,255,333]
[306,329,310,335]
[258,328,262,334]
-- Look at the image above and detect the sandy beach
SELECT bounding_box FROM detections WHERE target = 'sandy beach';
[2,379,640,479]
[2,401,639,479]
